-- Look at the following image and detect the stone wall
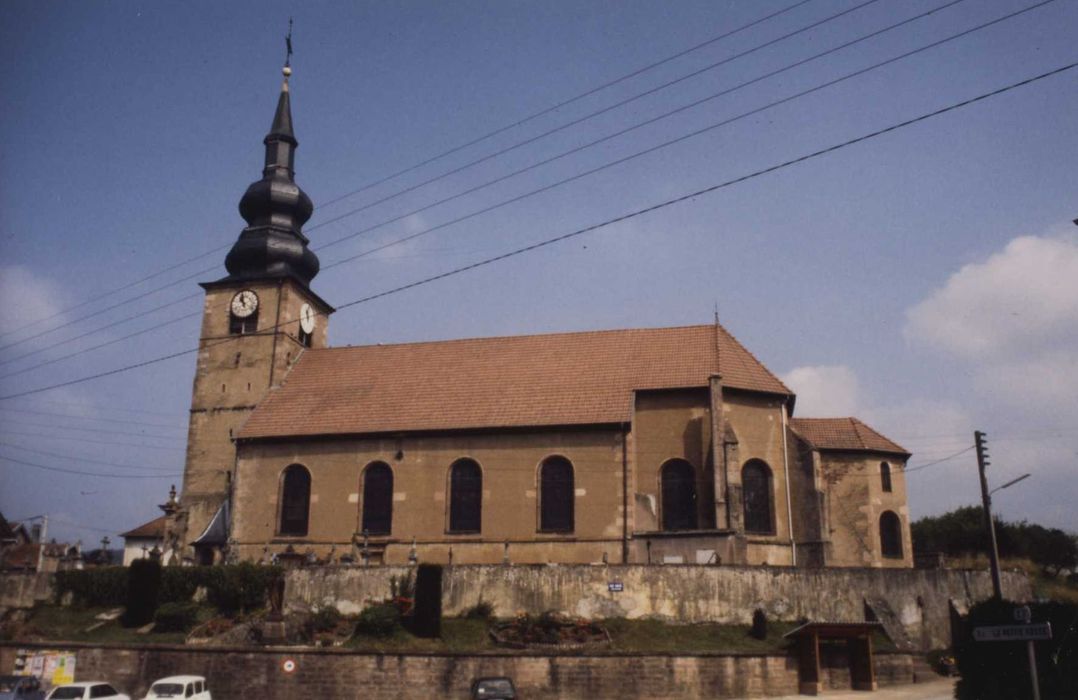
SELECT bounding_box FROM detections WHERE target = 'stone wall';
[0,642,931,699]
[0,572,53,613]
[285,564,1031,649]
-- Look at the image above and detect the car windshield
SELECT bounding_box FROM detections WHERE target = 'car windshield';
[49,688,86,699]
[151,684,184,696]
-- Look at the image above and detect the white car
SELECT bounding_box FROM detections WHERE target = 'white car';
[45,683,129,700]
[141,677,210,700]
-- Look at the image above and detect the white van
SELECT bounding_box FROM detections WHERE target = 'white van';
[141,677,209,700]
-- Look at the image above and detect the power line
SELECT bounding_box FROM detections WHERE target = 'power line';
[0,418,186,443]
[308,0,896,237]
[0,0,816,350]
[2,58,1067,402]
[0,406,184,430]
[315,0,819,212]
[905,445,976,473]
[0,293,200,369]
[0,429,186,451]
[0,454,180,479]
[1,0,1033,371]
[0,441,180,472]
[318,0,1057,271]
[8,396,185,419]
[0,309,202,381]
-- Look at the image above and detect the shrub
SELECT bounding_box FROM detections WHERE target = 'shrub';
[355,604,400,637]
[308,606,342,633]
[412,563,442,638]
[121,559,162,627]
[750,609,768,640]
[464,600,494,620]
[55,567,127,607]
[206,563,279,616]
[153,601,200,633]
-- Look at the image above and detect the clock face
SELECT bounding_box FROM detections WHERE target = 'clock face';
[299,303,316,334]
[230,290,259,318]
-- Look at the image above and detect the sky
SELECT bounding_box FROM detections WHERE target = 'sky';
[0,0,1075,547]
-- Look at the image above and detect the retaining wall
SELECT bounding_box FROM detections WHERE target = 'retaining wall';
[285,564,1031,650]
[0,642,929,700]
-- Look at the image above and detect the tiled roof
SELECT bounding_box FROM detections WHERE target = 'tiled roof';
[239,324,791,439]
[121,515,166,539]
[791,417,909,456]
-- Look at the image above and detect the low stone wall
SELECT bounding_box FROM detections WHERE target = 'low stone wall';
[0,642,932,700]
[285,564,1031,650]
[0,572,53,613]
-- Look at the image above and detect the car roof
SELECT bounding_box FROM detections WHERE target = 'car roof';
[151,676,205,683]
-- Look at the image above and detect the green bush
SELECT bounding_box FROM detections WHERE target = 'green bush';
[121,559,162,627]
[206,563,279,615]
[355,604,401,637]
[55,567,127,607]
[955,598,1078,700]
[308,606,342,633]
[159,566,218,604]
[153,601,201,633]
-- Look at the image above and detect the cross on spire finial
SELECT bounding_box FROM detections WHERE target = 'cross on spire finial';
[284,17,293,70]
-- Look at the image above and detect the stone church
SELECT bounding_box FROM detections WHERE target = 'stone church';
[172,68,913,571]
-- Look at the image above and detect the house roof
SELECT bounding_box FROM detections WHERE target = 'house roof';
[791,417,909,456]
[239,323,791,439]
[120,515,167,539]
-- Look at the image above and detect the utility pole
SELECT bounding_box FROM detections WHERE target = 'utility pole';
[974,430,1004,600]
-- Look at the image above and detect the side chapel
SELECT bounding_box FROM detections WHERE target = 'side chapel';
[167,65,914,570]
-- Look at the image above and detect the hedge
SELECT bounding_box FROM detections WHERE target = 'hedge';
[55,563,282,616]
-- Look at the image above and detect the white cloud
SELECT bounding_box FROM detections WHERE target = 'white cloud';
[782,364,860,417]
[0,266,69,338]
[904,233,1078,359]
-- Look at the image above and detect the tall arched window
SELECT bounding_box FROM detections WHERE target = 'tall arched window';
[880,462,893,492]
[361,462,393,535]
[448,459,482,533]
[539,456,574,532]
[742,460,775,535]
[880,511,903,558]
[278,464,311,536]
[661,459,698,531]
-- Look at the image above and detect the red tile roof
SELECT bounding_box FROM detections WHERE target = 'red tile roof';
[121,515,167,539]
[239,324,791,439]
[791,417,909,456]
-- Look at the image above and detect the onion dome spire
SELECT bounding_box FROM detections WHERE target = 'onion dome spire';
[223,52,320,287]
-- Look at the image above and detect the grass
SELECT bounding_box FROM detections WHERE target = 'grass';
[10,605,205,645]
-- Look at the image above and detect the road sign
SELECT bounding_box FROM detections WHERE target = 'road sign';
[973,623,1052,642]
[608,581,624,592]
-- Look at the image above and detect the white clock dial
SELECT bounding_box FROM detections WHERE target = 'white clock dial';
[299,303,316,334]
[230,290,259,318]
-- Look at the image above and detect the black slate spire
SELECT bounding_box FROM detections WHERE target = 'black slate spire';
[223,64,319,287]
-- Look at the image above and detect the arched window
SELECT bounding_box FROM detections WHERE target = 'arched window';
[539,456,574,532]
[278,464,311,536]
[361,462,393,535]
[448,459,482,533]
[880,511,903,558]
[661,459,698,531]
[880,462,893,492]
[742,460,775,535]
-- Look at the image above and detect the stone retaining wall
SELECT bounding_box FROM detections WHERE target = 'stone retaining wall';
[285,564,1030,649]
[0,642,931,700]
[0,572,53,613]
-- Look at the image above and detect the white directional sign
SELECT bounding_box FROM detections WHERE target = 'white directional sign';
[973,623,1052,642]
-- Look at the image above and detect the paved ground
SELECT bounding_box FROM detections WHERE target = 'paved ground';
[739,678,956,699]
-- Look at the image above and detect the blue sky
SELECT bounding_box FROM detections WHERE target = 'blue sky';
[1,0,1075,545]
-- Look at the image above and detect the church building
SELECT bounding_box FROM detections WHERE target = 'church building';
[174,66,914,570]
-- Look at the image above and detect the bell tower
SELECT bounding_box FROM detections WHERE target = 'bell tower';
[177,60,334,563]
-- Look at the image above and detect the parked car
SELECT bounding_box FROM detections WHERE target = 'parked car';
[45,683,129,700]
[141,677,210,700]
[0,675,45,700]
